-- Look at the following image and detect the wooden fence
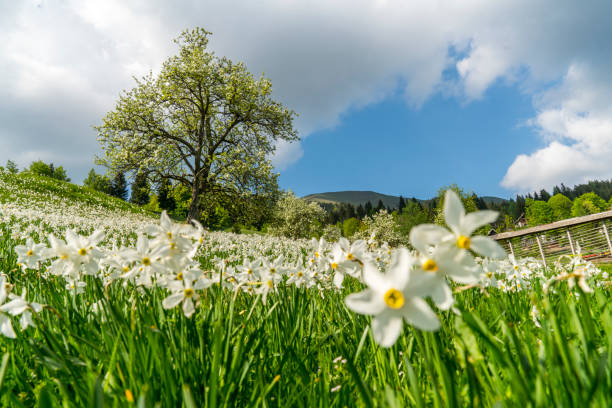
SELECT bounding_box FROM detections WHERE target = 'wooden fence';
[490,210,612,267]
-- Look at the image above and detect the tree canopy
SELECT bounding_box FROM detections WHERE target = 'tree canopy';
[571,192,609,217]
[96,27,297,221]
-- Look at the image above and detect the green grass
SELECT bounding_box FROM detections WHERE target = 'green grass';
[0,226,610,406]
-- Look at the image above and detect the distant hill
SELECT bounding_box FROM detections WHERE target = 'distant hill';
[303,191,414,209]
[303,191,506,209]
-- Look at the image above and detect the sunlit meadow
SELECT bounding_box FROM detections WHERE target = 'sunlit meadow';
[0,169,611,407]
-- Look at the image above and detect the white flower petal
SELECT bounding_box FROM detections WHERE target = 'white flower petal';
[385,248,411,290]
[182,298,195,317]
[460,210,499,236]
[444,190,464,234]
[0,298,29,315]
[438,252,479,284]
[430,282,454,310]
[470,236,507,259]
[410,224,451,254]
[402,298,440,331]
[162,293,184,309]
[345,289,385,316]
[371,313,403,348]
[333,272,344,288]
[0,315,16,339]
[362,261,387,291]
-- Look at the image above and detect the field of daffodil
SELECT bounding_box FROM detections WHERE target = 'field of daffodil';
[0,169,611,407]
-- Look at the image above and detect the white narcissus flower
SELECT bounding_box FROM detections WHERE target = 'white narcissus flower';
[345,248,440,348]
[0,290,43,330]
[14,238,47,269]
[440,190,506,259]
[162,272,200,318]
[410,226,480,310]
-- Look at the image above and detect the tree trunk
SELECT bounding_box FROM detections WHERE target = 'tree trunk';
[187,181,201,224]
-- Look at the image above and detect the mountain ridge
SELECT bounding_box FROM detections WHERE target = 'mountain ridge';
[303,190,506,209]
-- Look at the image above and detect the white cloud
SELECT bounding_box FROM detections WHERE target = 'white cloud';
[502,64,612,192]
[0,0,611,189]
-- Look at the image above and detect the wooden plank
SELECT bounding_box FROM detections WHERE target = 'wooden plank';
[491,210,612,240]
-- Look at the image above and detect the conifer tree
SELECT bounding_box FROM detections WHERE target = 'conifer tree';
[130,172,150,206]
[375,199,385,213]
[110,172,128,200]
[398,195,406,213]
[158,179,176,212]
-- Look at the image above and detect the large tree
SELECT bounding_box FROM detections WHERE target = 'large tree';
[96,28,297,221]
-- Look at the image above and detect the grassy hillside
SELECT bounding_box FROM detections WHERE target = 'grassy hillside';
[0,169,155,245]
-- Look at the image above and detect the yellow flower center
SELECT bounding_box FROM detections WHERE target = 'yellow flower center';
[315,251,320,258]
[270,268,276,274]
[346,253,354,261]
[247,268,252,275]
[267,280,273,288]
[142,257,151,266]
[423,259,438,272]
[170,242,176,250]
[297,271,303,277]
[184,288,194,298]
[177,272,184,280]
[60,254,68,260]
[514,265,519,270]
[123,266,130,272]
[167,232,173,239]
[486,271,493,278]
[26,250,34,256]
[331,262,338,270]
[383,288,405,309]
[457,235,471,249]
[78,248,87,256]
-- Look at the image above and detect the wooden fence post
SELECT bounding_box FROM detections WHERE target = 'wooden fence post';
[566,228,575,255]
[508,241,515,258]
[536,235,547,268]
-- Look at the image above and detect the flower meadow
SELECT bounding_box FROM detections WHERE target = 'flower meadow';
[0,171,611,406]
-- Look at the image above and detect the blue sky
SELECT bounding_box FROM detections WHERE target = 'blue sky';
[2,1,612,199]
[280,81,538,199]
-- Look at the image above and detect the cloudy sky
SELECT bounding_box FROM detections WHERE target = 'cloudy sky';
[2,0,611,199]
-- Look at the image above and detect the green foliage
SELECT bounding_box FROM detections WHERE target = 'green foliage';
[96,27,297,221]
[170,184,191,219]
[144,193,161,212]
[547,193,572,221]
[157,179,176,212]
[130,172,150,206]
[83,169,112,194]
[205,204,232,230]
[571,192,609,217]
[28,160,71,182]
[526,198,554,226]
[397,200,430,236]
[342,217,361,238]
[5,160,18,174]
